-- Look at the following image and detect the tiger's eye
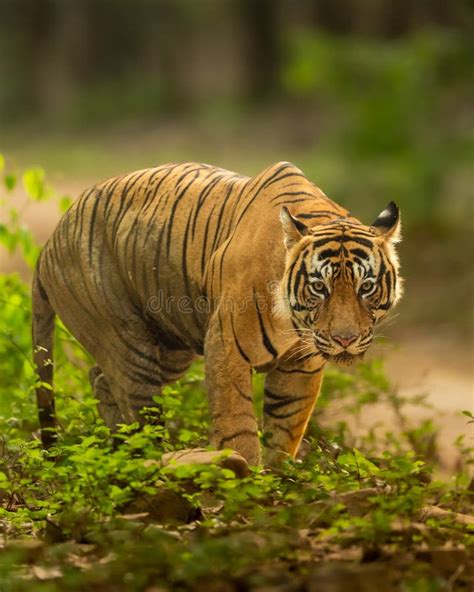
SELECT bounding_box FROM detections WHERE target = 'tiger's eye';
[313,281,326,292]
[360,280,373,293]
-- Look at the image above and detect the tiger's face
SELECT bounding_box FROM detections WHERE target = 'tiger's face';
[279,203,402,364]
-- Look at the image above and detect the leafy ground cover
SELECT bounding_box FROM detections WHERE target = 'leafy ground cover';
[0,160,473,591]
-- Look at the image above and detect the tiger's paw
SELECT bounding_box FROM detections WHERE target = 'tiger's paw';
[160,448,250,478]
[264,448,293,468]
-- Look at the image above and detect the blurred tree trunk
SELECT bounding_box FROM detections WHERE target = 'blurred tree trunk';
[311,0,351,35]
[0,0,56,115]
[311,0,474,37]
[240,0,281,101]
[142,0,192,110]
[36,0,88,114]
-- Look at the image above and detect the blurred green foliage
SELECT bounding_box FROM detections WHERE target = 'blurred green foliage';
[5,28,472,241]
[282,30,473,229]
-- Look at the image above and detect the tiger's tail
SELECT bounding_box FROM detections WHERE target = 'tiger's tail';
[32,261,57,448]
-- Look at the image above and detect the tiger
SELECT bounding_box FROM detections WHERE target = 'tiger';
[32,161,402,466]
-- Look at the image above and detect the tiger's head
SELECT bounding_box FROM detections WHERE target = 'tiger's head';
[278,203,403,364]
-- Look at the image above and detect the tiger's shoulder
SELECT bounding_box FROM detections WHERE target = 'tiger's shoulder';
[244,161,348,223]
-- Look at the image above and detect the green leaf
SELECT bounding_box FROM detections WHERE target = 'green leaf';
[59,195,73,213]
[0,154,4,172]
[0,224,17,252]
[81,435,98,447]
[22,168,48,201]
[4,173,16,191]
[353,448,380,475]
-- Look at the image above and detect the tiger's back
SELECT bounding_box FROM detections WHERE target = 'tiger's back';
[39,161,340,355]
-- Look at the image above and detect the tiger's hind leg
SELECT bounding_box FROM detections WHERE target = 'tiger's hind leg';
[158,348,197,386]
[89,366,125,430]
[104,349,195,427]
[90,314,196,433]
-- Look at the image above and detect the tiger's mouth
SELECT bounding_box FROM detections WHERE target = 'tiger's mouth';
[322,351,364,365]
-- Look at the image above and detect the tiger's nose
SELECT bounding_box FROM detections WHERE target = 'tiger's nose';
[332,333,358,348]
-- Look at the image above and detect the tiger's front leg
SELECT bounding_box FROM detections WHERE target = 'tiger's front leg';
[204,316,260,466]
[264,355,325,466]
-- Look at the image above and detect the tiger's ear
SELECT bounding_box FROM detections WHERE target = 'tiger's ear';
[371,201,401,243]
[280,206,309,250]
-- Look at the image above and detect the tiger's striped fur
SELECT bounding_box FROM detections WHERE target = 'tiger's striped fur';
[32,161,402,465]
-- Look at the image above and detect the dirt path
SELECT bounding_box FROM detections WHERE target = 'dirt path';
[382,337,473,472]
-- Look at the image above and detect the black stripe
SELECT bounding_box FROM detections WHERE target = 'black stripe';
[110,170,149,236]
[264,406,304,420]
[254,291,278,358]
[377,256,387,282]
[191,173,223,239]
[268,424,294,439]
[319,248,340,259]
[213,410,256,421]
[292,303,308,312]
[261,163,296,188]
[350,248,370,260]
[88,194,101,264]
[116,335,158,369]
[231,315,250,363]
[180,208,204,332]
[200,203,217,275]
[347,229,375,238]
[174,164,203,189]
[383,270,392,303]
[271,197,315,207]
[230,378,253,402]
[180,210,194,299]
[141,165,181,236]
[75,189,94,247]
[263,170,305,190]
[128,368,162,387]
[293,258,308,302]
[215,177,259,291]
[286,253,301,302]
[264,391,310,413]
[123,168,170,263]
[275,366,323,375]
[158,360,191,375]
[269,190,315,203]
[165,170,201,256]
[295,212,341,220]
[218,430,258,447]
[231,164,294,233]
[311,235,374,248]
[209,181,236,257]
